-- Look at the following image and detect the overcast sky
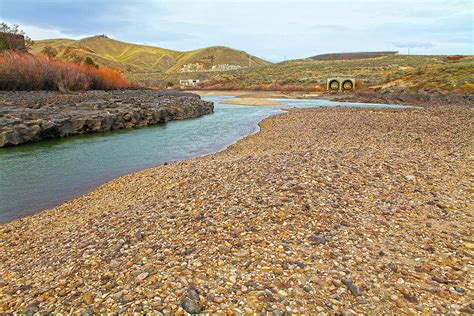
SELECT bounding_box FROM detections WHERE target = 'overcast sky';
[1,0,472,61]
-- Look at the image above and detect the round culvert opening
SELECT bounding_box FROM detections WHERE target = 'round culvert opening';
[342,80,353,91]
[329,80,340,91]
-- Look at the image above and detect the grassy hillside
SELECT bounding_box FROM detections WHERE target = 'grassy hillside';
[31,37,472,93]
[131,54,473,93]
[31,35,271,73]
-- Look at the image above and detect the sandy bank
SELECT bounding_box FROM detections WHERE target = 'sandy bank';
[220,98,281,106]
[189,90,321,99]
[0,106,472,314]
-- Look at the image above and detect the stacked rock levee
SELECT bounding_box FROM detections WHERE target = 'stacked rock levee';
[0,90,214,147]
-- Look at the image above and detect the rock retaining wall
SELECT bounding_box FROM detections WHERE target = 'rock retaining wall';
[0,90,214,147]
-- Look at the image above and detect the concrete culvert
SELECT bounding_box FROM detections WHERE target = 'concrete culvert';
[342,80,354,91]
[329,80,340,91]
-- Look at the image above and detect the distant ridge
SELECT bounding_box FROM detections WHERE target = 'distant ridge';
[309,51,398,61]
[31,35,271,73]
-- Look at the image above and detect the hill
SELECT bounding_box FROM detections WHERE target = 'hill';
[31,35,271,73]
[133,54,473,93]
[309,51,398,60]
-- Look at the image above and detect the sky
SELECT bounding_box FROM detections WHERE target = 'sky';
[0,0,472,62]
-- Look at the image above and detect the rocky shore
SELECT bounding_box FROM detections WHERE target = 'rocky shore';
[0,90,214,147]
[324,89,473,108]
[0,105,472,314]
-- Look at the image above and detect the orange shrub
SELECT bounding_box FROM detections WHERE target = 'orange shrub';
[0,52,131,91]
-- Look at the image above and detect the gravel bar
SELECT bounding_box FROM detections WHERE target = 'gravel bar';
[0,106,472,314]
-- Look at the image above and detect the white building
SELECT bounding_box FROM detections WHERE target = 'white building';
[179,79,200,86]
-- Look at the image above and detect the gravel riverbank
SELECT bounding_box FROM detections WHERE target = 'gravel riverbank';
[0,90,214,147]
[323,89,473,108]
[0,106,472,314]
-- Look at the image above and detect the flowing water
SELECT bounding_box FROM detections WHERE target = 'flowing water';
[0,96,413,223]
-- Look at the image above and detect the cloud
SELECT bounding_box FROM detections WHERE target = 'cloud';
[1,20,92,40]
[309,24,351,32]
[1,0,472,60]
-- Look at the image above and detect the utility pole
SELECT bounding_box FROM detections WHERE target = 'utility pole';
[248,54,252,68]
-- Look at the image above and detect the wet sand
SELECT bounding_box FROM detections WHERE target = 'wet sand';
[220,98,281,106]
[189,90,322,99]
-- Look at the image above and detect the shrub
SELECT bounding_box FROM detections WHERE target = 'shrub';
[41,46,58,58]
[84,56,99,68]
[0,52,131,91]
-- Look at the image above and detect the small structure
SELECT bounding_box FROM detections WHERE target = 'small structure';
[327,77,356,92]
[0,32,27,52]
[211,64,242,72]
[179,79,200,87]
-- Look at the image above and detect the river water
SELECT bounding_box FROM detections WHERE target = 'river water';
[0,96,412,223]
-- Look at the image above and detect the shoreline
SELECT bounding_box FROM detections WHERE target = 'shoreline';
[189,89,473,108]
[0,94,418,225]
[1,105,472,313]
[0,108,278,225]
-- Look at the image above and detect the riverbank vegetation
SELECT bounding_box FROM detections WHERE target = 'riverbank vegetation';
[0,52,131,91]
[0,22,131,91]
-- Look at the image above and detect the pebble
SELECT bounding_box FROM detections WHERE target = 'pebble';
[403,293,418,303]
[460,303,474,314]
[83,292,95,305]
[342,279,361,297]
[187,288,200,301]
[404,175,416,182]
[308,234,328,245]
[213,296,224,303]
[235,250,249,257]
[388,262,398,273]
[454,286,465,293]
[135,231,144,240]
[432,275,450,284]
[181,297,202,314]
[136,272,149,281]
[332,279,342,287]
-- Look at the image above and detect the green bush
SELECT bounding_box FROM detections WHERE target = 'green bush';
[84,56,99,69]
